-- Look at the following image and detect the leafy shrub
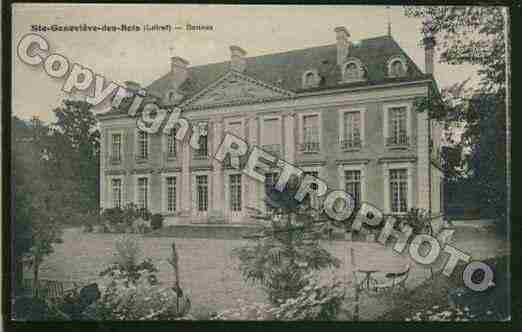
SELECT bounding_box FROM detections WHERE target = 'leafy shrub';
[94,270,191,320]
[13,295,70,320]
[271,271,347,320]
[211,300,273,320]
[93,236,191,320]
[139,208,152,221]
[98,235,158,283]
[213,272,348,321]
[81,212,99,233]
[101,207,124,225]
[151,214,164,230]
[121,203,140,226]
[404,305,497,321]
[234,175,340,305]
[396,208,432,235]
[100,205,152,232]
[56,283,101,320]
[121,203,152,226]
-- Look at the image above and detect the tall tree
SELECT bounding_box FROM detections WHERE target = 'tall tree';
[50,100,100,214]
[12,116,62,294]
[405,6,507,220]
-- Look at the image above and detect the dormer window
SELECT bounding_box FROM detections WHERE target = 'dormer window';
[302,69,320,89]
[387,56,408,78]
[165,89,182,104]
[341,58,366,82]
[345,63,358,79]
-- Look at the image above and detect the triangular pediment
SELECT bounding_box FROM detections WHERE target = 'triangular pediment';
[181,71,295,110]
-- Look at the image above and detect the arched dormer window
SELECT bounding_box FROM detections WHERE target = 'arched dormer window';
[302,69,320,89]
[342,58,366,82]
[387,56,408,78]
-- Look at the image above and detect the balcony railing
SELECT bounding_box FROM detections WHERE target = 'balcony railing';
[164,151,177,161]
[106,153,122,165]
[386,135,409,147]
[193,150,208,160]
[134,153,149,163]
[340,138,361,150]
[298,142,320,153]
[262,144,281,158]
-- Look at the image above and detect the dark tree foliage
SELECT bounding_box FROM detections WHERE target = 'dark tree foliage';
[405,7,507,221]
[233,175,340,305]
[12,116,63,294]
[51,100,100,215]
[12,100,100,293]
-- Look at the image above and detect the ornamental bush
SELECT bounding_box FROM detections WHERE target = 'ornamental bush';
[395,208,432,235]
[271,271,348,320]
[151,214,164,230]
[93,236,192,320]
[212,272,349,321]
[233,174,340,305]
[101,207,124,225]
[211,300,273,320]
[94,269,191,320]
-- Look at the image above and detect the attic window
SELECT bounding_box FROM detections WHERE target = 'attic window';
[387,56,408,78]
[342,58,366,82]
[165,89,181,104]
[302,69,320,88]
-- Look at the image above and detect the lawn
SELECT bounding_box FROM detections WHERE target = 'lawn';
[34,225,508,320]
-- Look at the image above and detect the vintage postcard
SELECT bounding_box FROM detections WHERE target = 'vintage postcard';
[8,3,510,322]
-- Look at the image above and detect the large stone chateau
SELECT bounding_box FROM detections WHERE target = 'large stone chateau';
[97,27,444,225]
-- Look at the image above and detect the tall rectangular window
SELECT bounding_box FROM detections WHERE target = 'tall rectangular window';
[388,107,407,145]
[195,134,208,159]
[230,174,242,211]
[344,170,361,207]
[111,178,122,208]
[167,128,177,158]
[303,115,319,143]
[137,130,148,160]
[111,133,122,162]
[265,172,279,190]
[342,112,361,149]
[137,177,148,210]
[194,123,209,159]
[196,175,208,211]
[263,118,281,156]
[390,169,408,213]
[166,177,176,212]
[264,172,279,213]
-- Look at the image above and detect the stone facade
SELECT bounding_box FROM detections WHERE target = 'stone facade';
[98,28,444,225]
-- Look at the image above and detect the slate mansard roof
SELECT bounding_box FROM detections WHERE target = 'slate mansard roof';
[101,35,431,117]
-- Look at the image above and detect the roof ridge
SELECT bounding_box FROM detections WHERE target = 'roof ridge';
[144,33,429,100]
[187,34,394,70]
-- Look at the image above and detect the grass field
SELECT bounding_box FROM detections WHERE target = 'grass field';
[34,226,508,319]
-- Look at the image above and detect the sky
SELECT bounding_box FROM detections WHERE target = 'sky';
[12,4,482,123]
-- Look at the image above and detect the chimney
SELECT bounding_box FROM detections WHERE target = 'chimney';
[334,26,351,67]
[230,45,247,72]
[423,36,436,75]
[170,56,190,83]
[124,80,141,92]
